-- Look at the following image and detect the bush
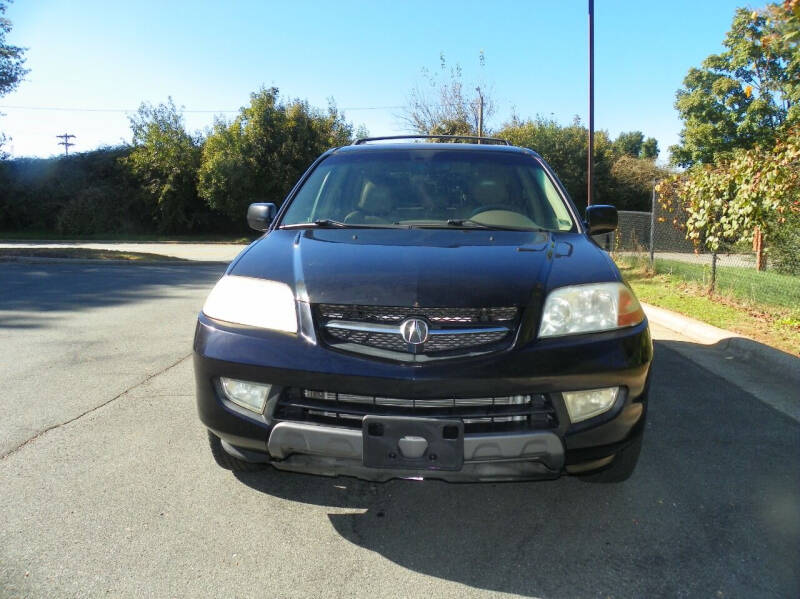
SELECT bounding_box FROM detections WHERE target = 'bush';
[124,98,211,233]
[770,212,800,275]
[55,186,138,236]
[198,87,354,221]
[0,147,152,236]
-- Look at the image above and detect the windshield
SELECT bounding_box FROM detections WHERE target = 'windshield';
[280,149,576,231]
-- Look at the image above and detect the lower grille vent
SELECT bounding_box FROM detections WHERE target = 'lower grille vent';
[274,389,559,433]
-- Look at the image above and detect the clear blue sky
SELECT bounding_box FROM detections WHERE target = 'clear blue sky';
[1,0,750,159]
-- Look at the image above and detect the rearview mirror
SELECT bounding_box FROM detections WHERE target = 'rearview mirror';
[585,205,617,235]
[247,203,277,231]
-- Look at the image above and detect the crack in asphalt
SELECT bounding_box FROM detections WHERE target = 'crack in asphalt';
[0,353,192,460]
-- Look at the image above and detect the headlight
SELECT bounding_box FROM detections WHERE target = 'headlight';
[202,275,297,333]
[538,282,644,338]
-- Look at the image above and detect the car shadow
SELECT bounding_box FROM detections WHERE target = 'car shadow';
[0,262,226,329]
[234,341,800,597]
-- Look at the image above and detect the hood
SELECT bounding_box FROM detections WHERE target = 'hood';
[230,228,618,308]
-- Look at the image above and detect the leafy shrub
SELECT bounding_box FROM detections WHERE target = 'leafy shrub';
[0,147,152,236]
[198,87,354,221]
[770,211,800,275]
[55,187,133,235]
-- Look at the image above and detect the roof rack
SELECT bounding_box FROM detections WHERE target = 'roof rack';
[353,135,511,146]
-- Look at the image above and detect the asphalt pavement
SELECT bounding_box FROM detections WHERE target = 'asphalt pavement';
[1,262,798,598]
[0,262,224,456]
[0,241,248,262]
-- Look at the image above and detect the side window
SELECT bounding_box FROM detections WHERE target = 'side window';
[514,167,545,224]
[283,164,332,224]
[311,165,357,221]
[308,169,333,220]
[534,166,573,231]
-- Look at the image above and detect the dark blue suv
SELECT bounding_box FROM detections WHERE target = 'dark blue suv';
[193,136,652,483]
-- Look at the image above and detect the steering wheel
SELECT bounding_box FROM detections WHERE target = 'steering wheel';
[470,205,524,218]
[343,210,390,224]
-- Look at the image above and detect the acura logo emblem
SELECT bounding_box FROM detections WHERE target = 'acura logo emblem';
[400,318,429,345]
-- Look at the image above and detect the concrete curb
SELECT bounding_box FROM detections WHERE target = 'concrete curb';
[0,256,230,266]
[642,303,742,345]
[642,302,800,382]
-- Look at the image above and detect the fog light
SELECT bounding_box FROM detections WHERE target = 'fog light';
[562,387,619,423]
[219,377,271,413]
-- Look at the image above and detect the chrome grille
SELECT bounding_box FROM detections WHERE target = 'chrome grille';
[328,330,407,352]
[317,304,519,358]
[426,331,508,351]
[274,389,559,433]
[318,304,517,324]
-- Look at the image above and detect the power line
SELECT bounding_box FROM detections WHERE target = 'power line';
[56,132,76,156]
[342,106,405,111]
[1,105,236,114]
[0,104,407,114]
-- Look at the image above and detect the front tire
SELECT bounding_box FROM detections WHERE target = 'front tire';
[207,430,269,472]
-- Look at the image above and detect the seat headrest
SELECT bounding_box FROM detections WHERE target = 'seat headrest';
[359,182,394,215]
[471,180,508,206]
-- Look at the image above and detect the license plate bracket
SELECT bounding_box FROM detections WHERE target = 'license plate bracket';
[362,416,464,471]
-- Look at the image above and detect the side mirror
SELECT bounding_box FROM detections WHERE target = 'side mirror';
[247,203,277,231]
[585,205,617,235]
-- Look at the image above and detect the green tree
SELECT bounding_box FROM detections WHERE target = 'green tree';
[1,0,29,159]
[612,131,644,157]
[198,87,353,221]
[609,155,669,211]
[499,117,666,211]
[640,137,659,159]
[0,0,26,97]
[498,115,615,207]
[401,52,494,137]
[123,98,206,233]
[671,3,799,166]
[611,131,660,159]
[657,126,800,267]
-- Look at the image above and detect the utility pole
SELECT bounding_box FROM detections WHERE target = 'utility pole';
[587,0,594,206]
[56,133,76,156]
[649,180,657,267]
[476,87,484,143]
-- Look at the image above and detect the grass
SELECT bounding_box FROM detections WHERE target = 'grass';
[0,230,253,243]
[616,254,800,356]
[655,258,800,311]
[0,248,186,261]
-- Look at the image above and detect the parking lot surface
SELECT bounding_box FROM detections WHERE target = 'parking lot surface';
[1,262,798,598]
[0,241,248,262]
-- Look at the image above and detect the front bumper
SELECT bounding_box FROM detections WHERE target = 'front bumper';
[265,422,564,482]
[194,313,652,481]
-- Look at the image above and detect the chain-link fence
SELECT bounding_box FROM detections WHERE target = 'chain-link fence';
[600,199,800,313]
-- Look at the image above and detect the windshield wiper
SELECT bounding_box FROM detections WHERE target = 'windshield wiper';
[446,219,492,229]
[280,219,545,231]
[280,219,348,229]
[446,219,545,232]
[280,219,396,229]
